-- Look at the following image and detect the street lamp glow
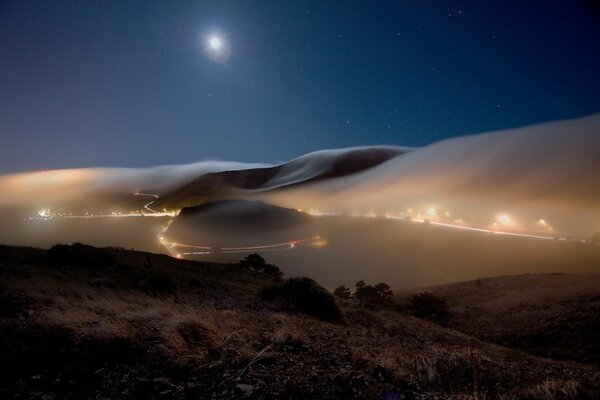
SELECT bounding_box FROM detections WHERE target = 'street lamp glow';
[498,214,511,224]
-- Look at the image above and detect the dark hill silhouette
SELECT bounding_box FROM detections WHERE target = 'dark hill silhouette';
[175,200,311,232]
[154,146,408,209]
[166,200,316,248]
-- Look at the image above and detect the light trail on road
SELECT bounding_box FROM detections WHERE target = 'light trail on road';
[135,192,160,213]
[160,236,326,257]
[382,215,590,242]
[33,192,178,220]
[29,194,594,262]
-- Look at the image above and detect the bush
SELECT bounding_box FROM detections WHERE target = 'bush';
[374,283,393,298]
[409,292,450,323]
[354,281,394,305]
[238,253,283,278]
[354,284,383,304]
[333,285,352,299]
[259,277,343,323]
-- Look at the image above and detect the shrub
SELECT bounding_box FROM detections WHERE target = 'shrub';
[355,284,383,304]
[333,285,352,299]
[238,253,283,279]
[374,283,393,298]
[259,277,343,323]
[354,281,394,305]
[409,292,450,323]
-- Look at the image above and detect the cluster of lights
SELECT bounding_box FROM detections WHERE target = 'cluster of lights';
[296,205,565,238]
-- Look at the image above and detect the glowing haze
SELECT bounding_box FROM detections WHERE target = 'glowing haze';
[257,114,600,235]
[0,114,599,236]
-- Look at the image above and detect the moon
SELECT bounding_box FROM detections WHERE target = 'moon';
[209,36,222,50]
[206,34,231,63]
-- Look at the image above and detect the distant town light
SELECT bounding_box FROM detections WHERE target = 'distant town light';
[498,214,511,224]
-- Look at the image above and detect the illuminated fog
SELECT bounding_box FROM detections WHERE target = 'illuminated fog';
[1,115,599,288]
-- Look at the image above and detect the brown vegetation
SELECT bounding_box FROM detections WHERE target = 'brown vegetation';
[415,273,600,367]
[0,244,598,399]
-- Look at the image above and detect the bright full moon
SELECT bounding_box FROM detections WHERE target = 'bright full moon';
[205,33,231,63]
[209,36,222,50]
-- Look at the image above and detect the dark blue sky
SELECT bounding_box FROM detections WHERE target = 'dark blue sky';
[1,0,599,172]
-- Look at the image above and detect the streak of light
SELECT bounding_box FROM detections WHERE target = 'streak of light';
[166,236,325,258]
[135,192,161,214]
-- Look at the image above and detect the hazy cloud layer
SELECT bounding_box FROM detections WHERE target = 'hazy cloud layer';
[257,114,600,235]
[0,161,269,209]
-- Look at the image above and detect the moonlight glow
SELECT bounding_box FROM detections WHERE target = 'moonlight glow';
[205,34,231,63]
[209,36,222,50]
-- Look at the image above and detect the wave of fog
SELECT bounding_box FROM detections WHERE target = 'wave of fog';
[257,114,600,235]
[0,160,269,209]
[263,145,412,189]
[0,115,598,288]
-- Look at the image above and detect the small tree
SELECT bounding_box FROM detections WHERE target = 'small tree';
[260,277,343,323]
[239,253,283,279]
[353,281,394,305]
[374,282,393,298]
[355,284,383,305]
[239,253,266,271]
[333,285,352,300]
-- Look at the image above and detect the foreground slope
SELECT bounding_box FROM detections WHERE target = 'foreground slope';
[414,273,600,366]
[1,244,599,399]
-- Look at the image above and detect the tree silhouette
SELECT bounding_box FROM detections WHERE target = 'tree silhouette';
[374,282,393,298]
[333,285,352,299]
[238,253,283,278]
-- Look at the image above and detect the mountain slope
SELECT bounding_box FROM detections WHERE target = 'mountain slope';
[153,146,409,209]
[414,273,600,366]
[1,244,599,399]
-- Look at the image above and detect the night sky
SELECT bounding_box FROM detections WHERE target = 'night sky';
[1,1,599,173]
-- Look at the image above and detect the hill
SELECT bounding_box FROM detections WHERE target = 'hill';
[153,146,408,209]
[166,200,316,251]
[1,244,599,399]
[410,273,600,366]
[175,200,311,232]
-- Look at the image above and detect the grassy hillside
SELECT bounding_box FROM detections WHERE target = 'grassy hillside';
[412,273,600,366]
[1,244,598,399]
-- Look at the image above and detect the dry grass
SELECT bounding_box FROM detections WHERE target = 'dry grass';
[405,273,600,366]
[1,245,599,399]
